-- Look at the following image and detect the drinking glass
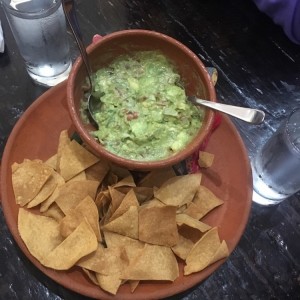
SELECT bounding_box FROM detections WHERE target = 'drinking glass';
[252,108,300,206]
[1,0,72,86]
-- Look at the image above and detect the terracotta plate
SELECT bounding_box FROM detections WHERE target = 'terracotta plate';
[0,81,252,300]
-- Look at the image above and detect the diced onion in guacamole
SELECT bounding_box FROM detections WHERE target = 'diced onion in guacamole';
[87,51,204,161]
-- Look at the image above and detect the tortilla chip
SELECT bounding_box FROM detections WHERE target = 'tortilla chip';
[103,231,145,260]
[176,214,211,232]
[18,208,63,262]
[184,227,228,275]
[108,187,126,214]
[192,185,224,219]
[41,219,97,270]
[110,189,139,221]
[121,244,179,281]
[39,173,65,213]
[77,245,128,276]
[12,159,53,206]
[58,139,100,181]
[27,173,58,208]
[82,268,99,286]
[59,196,101,241]
[67,171,86,182]
[85,160,110,183]
[140,198,165,209]
[55,180,99,214]
[198,151,215,168]
[138,167,176,188]
[56,130,71,173]
[154,174,201,206]
[102,206,139,239]
[45,154,57,170]
[139,206,178,247]
[171,234,194,260]
[42,203,65,221]
[113,175,136,188]
[96,273,122,295]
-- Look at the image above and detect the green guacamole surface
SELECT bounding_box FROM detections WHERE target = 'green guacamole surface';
[90,51,204,161]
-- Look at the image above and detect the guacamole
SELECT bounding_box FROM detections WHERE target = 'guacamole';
[89,51,204,161]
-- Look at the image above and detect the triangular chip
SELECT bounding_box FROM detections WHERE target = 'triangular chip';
[102,206,139,239]
[191,185,224,219]
[58,139,100,181]
[154,174,201,206]
[56,130,71,172]
[55,180,99,214]
[184,227,227,275]
[18,208,63,262]
[59,196,101,241]
[171,234,194,260]
[39,173,65,213]
[138,206,178,247]
[42,203,65,222]
[41,219,97,270]
[138,167,176,188]
[27,173,58,208]
[198,151,214,168]
[12,159,53,206]
[176,214,211,232]
[85,160,110,183]
[96,273,122,295]
[110,189,139,221]
[121,244,179,281]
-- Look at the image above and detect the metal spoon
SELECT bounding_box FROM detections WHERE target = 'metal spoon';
[188,96,265,124]
[62,0,99,127]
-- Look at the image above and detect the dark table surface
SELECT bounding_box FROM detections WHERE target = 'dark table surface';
[1,0,300,299]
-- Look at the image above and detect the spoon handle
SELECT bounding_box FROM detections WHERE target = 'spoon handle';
[188,96,265,124]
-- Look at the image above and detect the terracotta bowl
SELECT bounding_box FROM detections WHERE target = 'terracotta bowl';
[66,29,216,170]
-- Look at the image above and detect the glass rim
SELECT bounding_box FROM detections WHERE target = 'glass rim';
[1,0,61,19]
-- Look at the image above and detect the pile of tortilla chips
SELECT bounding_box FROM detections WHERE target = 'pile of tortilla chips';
[12,130,229,295]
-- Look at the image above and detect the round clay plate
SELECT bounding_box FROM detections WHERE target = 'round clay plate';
[0,81,252,300]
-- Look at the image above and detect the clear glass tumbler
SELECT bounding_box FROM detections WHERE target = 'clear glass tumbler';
[2,0,72,86]
[252,108,300,206]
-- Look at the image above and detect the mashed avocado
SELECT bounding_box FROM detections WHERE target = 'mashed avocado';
[90,51,204,161]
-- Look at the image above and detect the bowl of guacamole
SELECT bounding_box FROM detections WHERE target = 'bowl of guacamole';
[67,30,216,170]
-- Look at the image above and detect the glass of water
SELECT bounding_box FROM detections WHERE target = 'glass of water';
[252,108,300,206]
[1,0,72,87]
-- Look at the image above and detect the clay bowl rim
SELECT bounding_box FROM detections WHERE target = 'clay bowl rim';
[66,29,216,170]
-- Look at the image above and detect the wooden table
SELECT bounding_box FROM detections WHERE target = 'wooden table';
[0,0,299,299]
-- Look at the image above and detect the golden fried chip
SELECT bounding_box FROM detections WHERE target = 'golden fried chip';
[56,130,71,173]
[41,219,97,270]
[42,203,65,221]
[108,187,125,214]
[67,171,86,182]
[58,139,100,181]
[85,160,110,183]
[198,151,215,168]
[27,173,58,208]
[154,174,202,206]
[138,167,176,188]
[55,180,99,214]
[140,198,165,209]
[18,208,63,262]
[184,227,228,275]
[129,280,139,293]
[113,175,136,188]
[110,189,139,221]
[139,206,178,247]
[82,268,99,286]
[59,196,101,241]
[77,245,128,276]
[191,185,224,219]
[96,273,122,295]
[39,173,65,213]
[12,159,53,206]
[176,214,211,232]
[171,234,194,260]
[45,154,57,170]
[121,244,179,281]
[103,231,144,260]
[102,206,139,239]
